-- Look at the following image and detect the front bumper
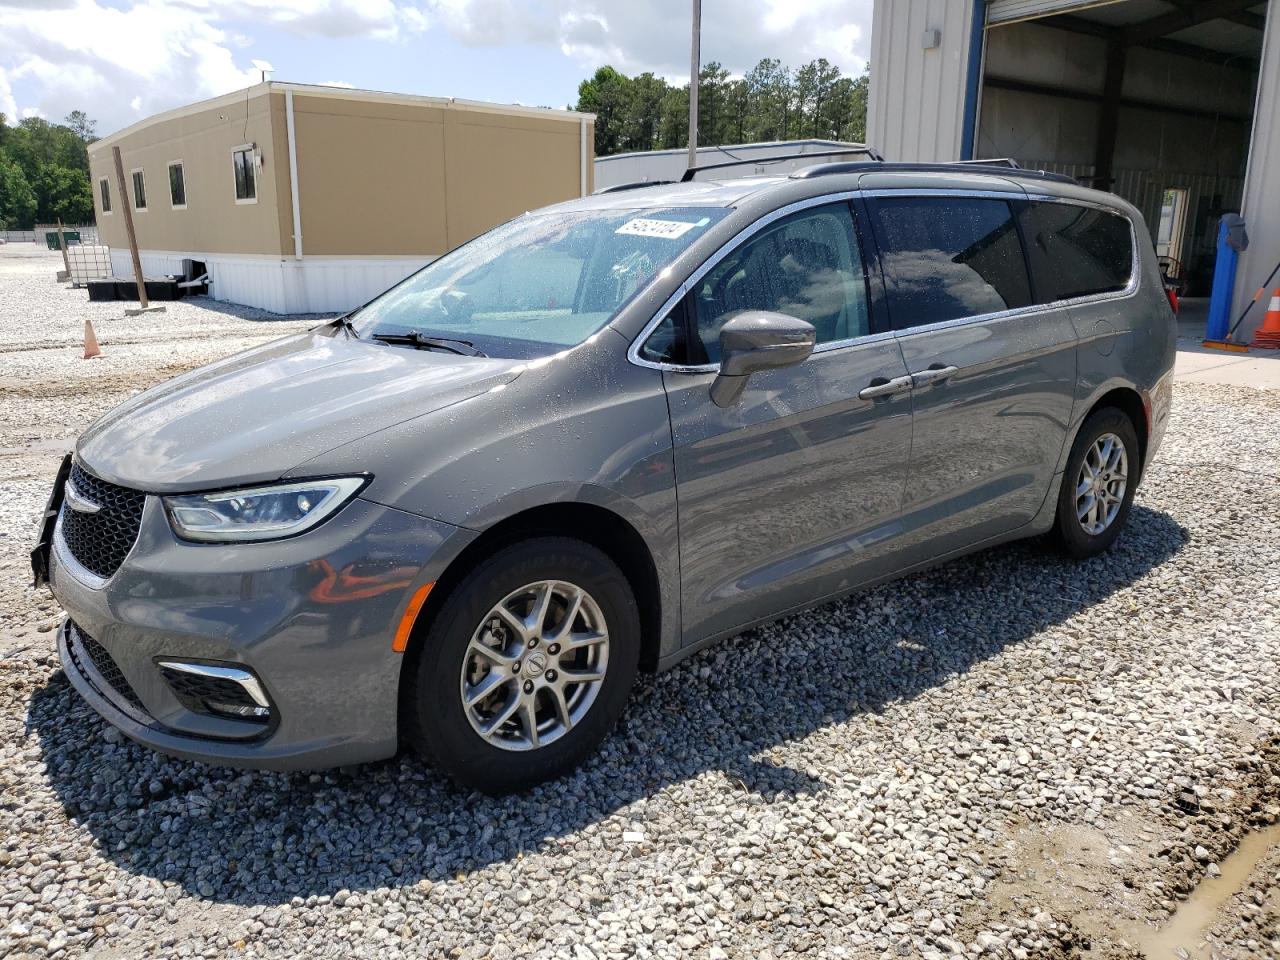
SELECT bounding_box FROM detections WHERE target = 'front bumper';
[50,495,471,770]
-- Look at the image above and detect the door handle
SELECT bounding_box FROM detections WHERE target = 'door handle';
[858,374,914,401]
[911,364,959,387]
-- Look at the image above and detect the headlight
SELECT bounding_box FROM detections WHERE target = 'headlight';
[164,477,368,543]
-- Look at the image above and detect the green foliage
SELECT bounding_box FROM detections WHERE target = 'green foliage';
[64,110,98,143]
[575,58,869,157]
[0,111,96,230]
[0,156,37,231]
[35,165,94,224]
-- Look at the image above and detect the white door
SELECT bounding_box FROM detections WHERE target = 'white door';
[987,0,1130,26]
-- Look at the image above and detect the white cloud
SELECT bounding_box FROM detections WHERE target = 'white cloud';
[435,0,873,77]
[0,0,432,134]
[0,68,16,122]
[0,0,871,137]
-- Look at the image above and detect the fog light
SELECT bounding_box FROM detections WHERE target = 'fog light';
[157,660,274,724]
[208,701,272,719]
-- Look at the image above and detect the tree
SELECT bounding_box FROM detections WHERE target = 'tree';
[657,86,688,149]
[822,69,869,143]
[575,59,869,158]
[64,110,98,143]
[794,59,841,138]
[623,73,668,153]
[0,110,96,226]
[744,59,795,142]
[0,155,38,230]
[576,67,633,157]
[725,79,750,146]
[35,165,94,224]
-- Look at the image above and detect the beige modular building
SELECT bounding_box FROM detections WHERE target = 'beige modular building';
[89,83,595,313]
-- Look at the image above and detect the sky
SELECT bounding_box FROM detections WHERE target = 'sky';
[0,0,873,137]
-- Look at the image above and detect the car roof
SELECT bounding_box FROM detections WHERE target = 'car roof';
[544,177,788,213]
[543,162,1136,221]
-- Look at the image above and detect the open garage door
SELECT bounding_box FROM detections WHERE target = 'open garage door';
[988,0,1131,26]
[977,0,1268,298]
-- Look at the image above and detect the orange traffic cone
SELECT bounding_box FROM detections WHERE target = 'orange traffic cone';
[1252,289,1280,349]
[83,319,101,360]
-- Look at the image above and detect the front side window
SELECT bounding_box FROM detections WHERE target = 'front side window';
[870,196,1031,329]
[642,203,869,366]
[233,148,256,201]
[99,178,111,214]
[694,203,868,364]
[168,162,186,208]
[1018,201,1133,302]
[352,206,729,359]
[131,170,146,211]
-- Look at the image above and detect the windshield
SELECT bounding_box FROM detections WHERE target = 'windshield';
[351,206,730,358]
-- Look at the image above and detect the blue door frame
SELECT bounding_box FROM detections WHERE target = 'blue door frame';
[960,0,987,160]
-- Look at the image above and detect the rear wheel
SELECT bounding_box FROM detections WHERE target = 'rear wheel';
[1052,407,1140,558]
[403,537,639,793]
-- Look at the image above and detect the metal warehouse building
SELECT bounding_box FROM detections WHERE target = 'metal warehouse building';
[88,83,595,313]
[868,0,1278,342]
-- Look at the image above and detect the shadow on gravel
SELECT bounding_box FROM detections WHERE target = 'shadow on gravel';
[28,505,1188,906]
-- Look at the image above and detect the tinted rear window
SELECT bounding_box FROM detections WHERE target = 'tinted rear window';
[1018,201,1133,302]
[869,197,1032,329]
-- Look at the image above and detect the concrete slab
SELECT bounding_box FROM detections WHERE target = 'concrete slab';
[1175,342,1280,388]
[1176,297,1209,342]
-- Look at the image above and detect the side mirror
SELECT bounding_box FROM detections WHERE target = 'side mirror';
[710,311,816,407]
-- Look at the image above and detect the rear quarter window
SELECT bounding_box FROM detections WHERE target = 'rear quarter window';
[1018,201,1133,302]
[868,196,1032,330]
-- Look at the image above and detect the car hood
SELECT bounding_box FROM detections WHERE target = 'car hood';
[76,329,522,493]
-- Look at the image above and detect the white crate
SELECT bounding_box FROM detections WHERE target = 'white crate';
[66,245,113,287]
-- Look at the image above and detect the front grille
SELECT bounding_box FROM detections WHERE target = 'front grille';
[60,463,146,579]
[160,667,271,723]
[66,621,147,714]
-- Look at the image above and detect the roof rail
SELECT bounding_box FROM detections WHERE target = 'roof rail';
[680,146,885,183]
[594,180,676,194]
[790,160,1078,186]
[954,157,1022,169]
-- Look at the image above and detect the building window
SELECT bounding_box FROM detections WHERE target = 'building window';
[168,161,186,209]
[99,177,111,215]
[131,168,147,211]
[232,147,257,203]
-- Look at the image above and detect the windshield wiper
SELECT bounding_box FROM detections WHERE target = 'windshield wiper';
[370,331,487,357]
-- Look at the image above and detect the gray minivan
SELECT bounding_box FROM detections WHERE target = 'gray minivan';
[35,161,1174,793]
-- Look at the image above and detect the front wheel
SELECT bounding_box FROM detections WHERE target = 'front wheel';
[1052,407,1140,559]
[403,537,639,793]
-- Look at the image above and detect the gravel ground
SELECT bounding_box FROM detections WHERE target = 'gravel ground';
[2,246,1279,959]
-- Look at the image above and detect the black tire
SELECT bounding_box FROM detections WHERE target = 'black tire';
[402,537,639,794]
[1052,406,1141,559]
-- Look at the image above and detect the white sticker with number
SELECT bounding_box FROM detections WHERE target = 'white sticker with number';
[615,218,699,239]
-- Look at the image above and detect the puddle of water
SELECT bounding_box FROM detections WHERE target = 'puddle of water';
[1133,824,1280,959]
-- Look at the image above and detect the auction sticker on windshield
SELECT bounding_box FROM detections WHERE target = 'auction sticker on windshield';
[615,217,705,239]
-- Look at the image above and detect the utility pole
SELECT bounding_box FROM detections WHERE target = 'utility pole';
[55,217,71,279]
[112,144,150,309]
[687,0,701,172]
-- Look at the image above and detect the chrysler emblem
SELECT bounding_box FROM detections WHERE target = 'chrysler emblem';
[64,480,102,515]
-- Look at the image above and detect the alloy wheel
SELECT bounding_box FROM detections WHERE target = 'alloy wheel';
[459,580,609,751]
[1075,432,1129,536]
